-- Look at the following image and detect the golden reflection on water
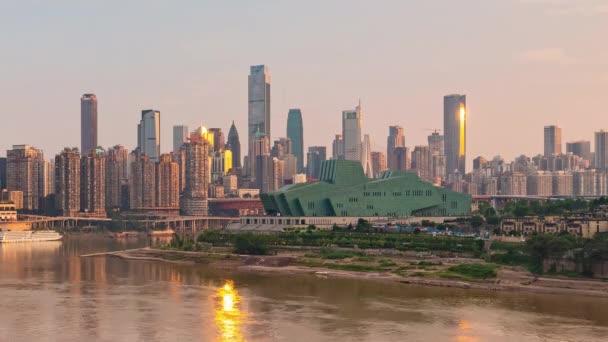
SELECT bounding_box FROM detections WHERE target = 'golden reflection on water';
[214,280,246,342]
[455,319,479,342]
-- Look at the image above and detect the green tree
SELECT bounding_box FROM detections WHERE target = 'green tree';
[470,215,484,228]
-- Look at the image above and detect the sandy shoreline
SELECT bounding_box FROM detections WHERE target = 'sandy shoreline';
[83,248,608,298]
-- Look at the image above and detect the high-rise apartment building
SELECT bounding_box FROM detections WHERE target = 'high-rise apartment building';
[428,131,444,156]
[248,65,271,168]
[387,126,405,169]
[411,146,432,182]
[392,147,411,172]
[210,150,233,182]
[81,94,98,156]
[129,152,156,209]
[306,146,327,179]
[566,141,591,161]
[173,125,189,153]
[552,171,573,196]
[595,130,608,171]
[271,138,293,158]
[444,94,466,177]
[81,151,106,216]
[7,145,44,211]
[138,110,161,162]
[342,103,362,162]
[55,148,81,216]
[544,125,562,157]
[370,151,387,177]
[226,121,241,168]
[332,134,344,160]
[181,128,211,215]
[500,172,527,196]
[156,154,180,208]
[473,156,489,171]
[105,146,128,210]
[286,109,304,172]
[249,130,270,181]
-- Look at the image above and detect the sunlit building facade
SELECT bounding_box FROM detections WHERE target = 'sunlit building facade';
[444,94,466,176]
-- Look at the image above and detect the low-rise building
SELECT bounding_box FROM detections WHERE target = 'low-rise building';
[501,216,608,238]
[0,203,17,221]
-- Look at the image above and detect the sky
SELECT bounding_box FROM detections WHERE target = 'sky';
[1,0,607,166]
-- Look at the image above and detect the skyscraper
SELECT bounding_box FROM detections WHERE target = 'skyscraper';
[208,128,226,152]
[286,109,304,172]
[393,147,411,172]
[271,138,292,158]
[443,94,466,176]
[181,127,211,216]
[173,125,189,153]
[566,141,591,161]
[250,130,270,182]
[306,146,327,179]
[81,94,98,156]
[7,145,44,211]
[80,150,106,216]
[361,134,374,178]
[0,158,7,190]
[595,130,608,171]
[412,146,432,182]
[105,145,128,210]
[342,102,362,162]
[226,121,241,168]
[129,152,156,209]
[156,154,180,208]
[248,65,271,168]
[544,125,562,157]
[387,126,405,169]
[55,148,81,216]
[138,110,161,162]
[332,134,344,160]
[370,151,387,177]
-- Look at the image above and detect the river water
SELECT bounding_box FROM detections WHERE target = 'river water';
[1,235,607,342]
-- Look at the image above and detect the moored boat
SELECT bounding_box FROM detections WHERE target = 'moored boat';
[0,230,63,243]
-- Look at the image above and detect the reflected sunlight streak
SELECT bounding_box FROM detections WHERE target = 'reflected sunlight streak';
[214,280,246,342]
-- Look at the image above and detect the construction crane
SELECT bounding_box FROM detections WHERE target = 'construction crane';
[423,128,442,134]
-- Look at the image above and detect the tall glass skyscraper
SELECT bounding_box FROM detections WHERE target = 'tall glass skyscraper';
[544,125,562,157]
[387,125,405,170]
[248,65,271,173]
[227,121,242,168]
[342,102,362,163]
[138,110,161,162]
[81,94,98,156]
[173,125,189,152]
[443,94,466,176]
[286,109,304,172]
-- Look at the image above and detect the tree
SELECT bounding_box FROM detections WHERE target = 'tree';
[470,215,484,228]
[356,218,372,232]
[233,234,270,255]
[413,228,421,235]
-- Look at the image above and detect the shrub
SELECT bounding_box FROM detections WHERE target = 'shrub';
[233,233,271,255]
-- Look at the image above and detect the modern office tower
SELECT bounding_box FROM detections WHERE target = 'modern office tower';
[444,94,467,176]
[332,134,344,160]
[249,130,270,180]
[0,157,7,190]
[411,146,432,182]
[271,138,293,158]
[361,134,374,178]
[40,159,54,198]
[254,154,273,193]
[208,128,226,152]
[54,148,81,216]
[573,170,598,196]
[226,121,242,168]
[172,149,187,193]
[6,145,44,211]
[306,146,327,179]
[81,94,98,156]
[286,109,304,172]
[181,128,211,216]
[473,156,489,171]
[544,125,562,157]
[173,125,189,153]
[81,151,106,216]
[342,102,362,162]
[248,65,271,164]
[566,141,591,161]
[129,152,156,209]
[371,151,387,177]
[527,172,553,196]
[427,131,444,156]
[387,126,406,169]
[137,109,161,162]
[392,147,411,172]
[595,130,608,170]
[552,171,573,196]
[156,154,179,208]
[211,150,233,182]
[281,154,298,182]
[500,172,527,196]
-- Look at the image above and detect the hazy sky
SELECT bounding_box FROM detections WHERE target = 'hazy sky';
[1,0,607,166]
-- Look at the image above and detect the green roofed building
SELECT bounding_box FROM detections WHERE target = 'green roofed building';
[260,159,471,217]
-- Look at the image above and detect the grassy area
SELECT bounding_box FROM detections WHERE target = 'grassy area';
[437,263,498,280]
[296,260,388,272]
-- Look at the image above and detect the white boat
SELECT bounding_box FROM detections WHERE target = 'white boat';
[0,230,63,243]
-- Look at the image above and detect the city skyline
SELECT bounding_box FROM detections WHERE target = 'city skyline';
[1,1,606,164]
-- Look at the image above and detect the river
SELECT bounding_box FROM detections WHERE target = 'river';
[0,235,607,342]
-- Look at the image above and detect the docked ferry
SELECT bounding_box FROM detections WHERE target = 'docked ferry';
[0,230,63,243]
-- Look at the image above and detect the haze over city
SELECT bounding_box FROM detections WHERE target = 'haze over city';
[2,0,607,164]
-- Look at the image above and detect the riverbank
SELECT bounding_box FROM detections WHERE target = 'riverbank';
[83,247,608,298]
